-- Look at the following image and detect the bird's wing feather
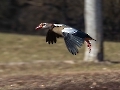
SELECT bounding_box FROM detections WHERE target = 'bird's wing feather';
[62,32,84,55]
[65,39,79,55]
[46,30,61,44]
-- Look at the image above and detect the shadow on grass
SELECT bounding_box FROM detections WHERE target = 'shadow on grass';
[105,60,120,64]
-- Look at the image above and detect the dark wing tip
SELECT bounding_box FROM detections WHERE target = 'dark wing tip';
[46,30,59,44]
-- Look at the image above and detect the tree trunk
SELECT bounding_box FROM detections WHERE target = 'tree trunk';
[84,0,103,62]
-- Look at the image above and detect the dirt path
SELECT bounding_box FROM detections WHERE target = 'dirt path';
[0,71,120,90]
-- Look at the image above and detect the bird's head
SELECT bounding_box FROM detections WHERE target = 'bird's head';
[35,23,53,30]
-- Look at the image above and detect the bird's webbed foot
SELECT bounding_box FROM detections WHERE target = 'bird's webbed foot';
[85,40,91,53]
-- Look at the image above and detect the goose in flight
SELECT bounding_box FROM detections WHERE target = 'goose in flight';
[36,23,96,55]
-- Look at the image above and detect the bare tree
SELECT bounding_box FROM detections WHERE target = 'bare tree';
[84,0,103,62]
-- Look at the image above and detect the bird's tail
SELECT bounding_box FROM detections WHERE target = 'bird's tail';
[92,38,96,41]
[86,34,96,41]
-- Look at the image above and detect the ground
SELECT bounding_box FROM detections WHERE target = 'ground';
[0,71,120,90]
[0,33,120,90]
[0,60,120,90]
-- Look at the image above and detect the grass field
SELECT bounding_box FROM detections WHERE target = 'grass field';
[0,33,120,62]
[0,33,84,62]
[0,33,120,90]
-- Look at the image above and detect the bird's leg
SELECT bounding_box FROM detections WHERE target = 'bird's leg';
[85,39,91,53]
[86,40,91,53]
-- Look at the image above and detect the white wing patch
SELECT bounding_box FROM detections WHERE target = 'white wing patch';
[62,28,77,34]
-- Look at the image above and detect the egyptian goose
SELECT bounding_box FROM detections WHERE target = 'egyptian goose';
[36,23,96,55]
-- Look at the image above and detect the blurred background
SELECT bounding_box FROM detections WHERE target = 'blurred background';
[0,0,120,74]
[0,0,120,40]
[0,0,120,89]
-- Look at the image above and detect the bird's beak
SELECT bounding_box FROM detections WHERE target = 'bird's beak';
[35,25,43,30]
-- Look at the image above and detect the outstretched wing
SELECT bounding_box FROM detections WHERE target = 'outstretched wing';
[62,32,84,55]
[46,30,61,44]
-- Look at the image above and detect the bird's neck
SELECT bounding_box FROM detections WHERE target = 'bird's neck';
[48,24,55,30]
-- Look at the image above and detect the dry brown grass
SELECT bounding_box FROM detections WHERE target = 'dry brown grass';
[0,33,120,75]
[0,33,120,90]
[0,33,84,62]
[0,33,120,62]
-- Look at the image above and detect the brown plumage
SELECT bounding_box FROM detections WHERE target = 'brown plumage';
[36,23,96,55]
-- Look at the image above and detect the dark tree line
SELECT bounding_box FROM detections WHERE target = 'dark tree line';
[0,0,120,41]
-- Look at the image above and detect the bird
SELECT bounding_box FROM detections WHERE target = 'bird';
[35,23,96,55]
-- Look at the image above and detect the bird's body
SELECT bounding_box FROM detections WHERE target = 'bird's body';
[36,23,96,55]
